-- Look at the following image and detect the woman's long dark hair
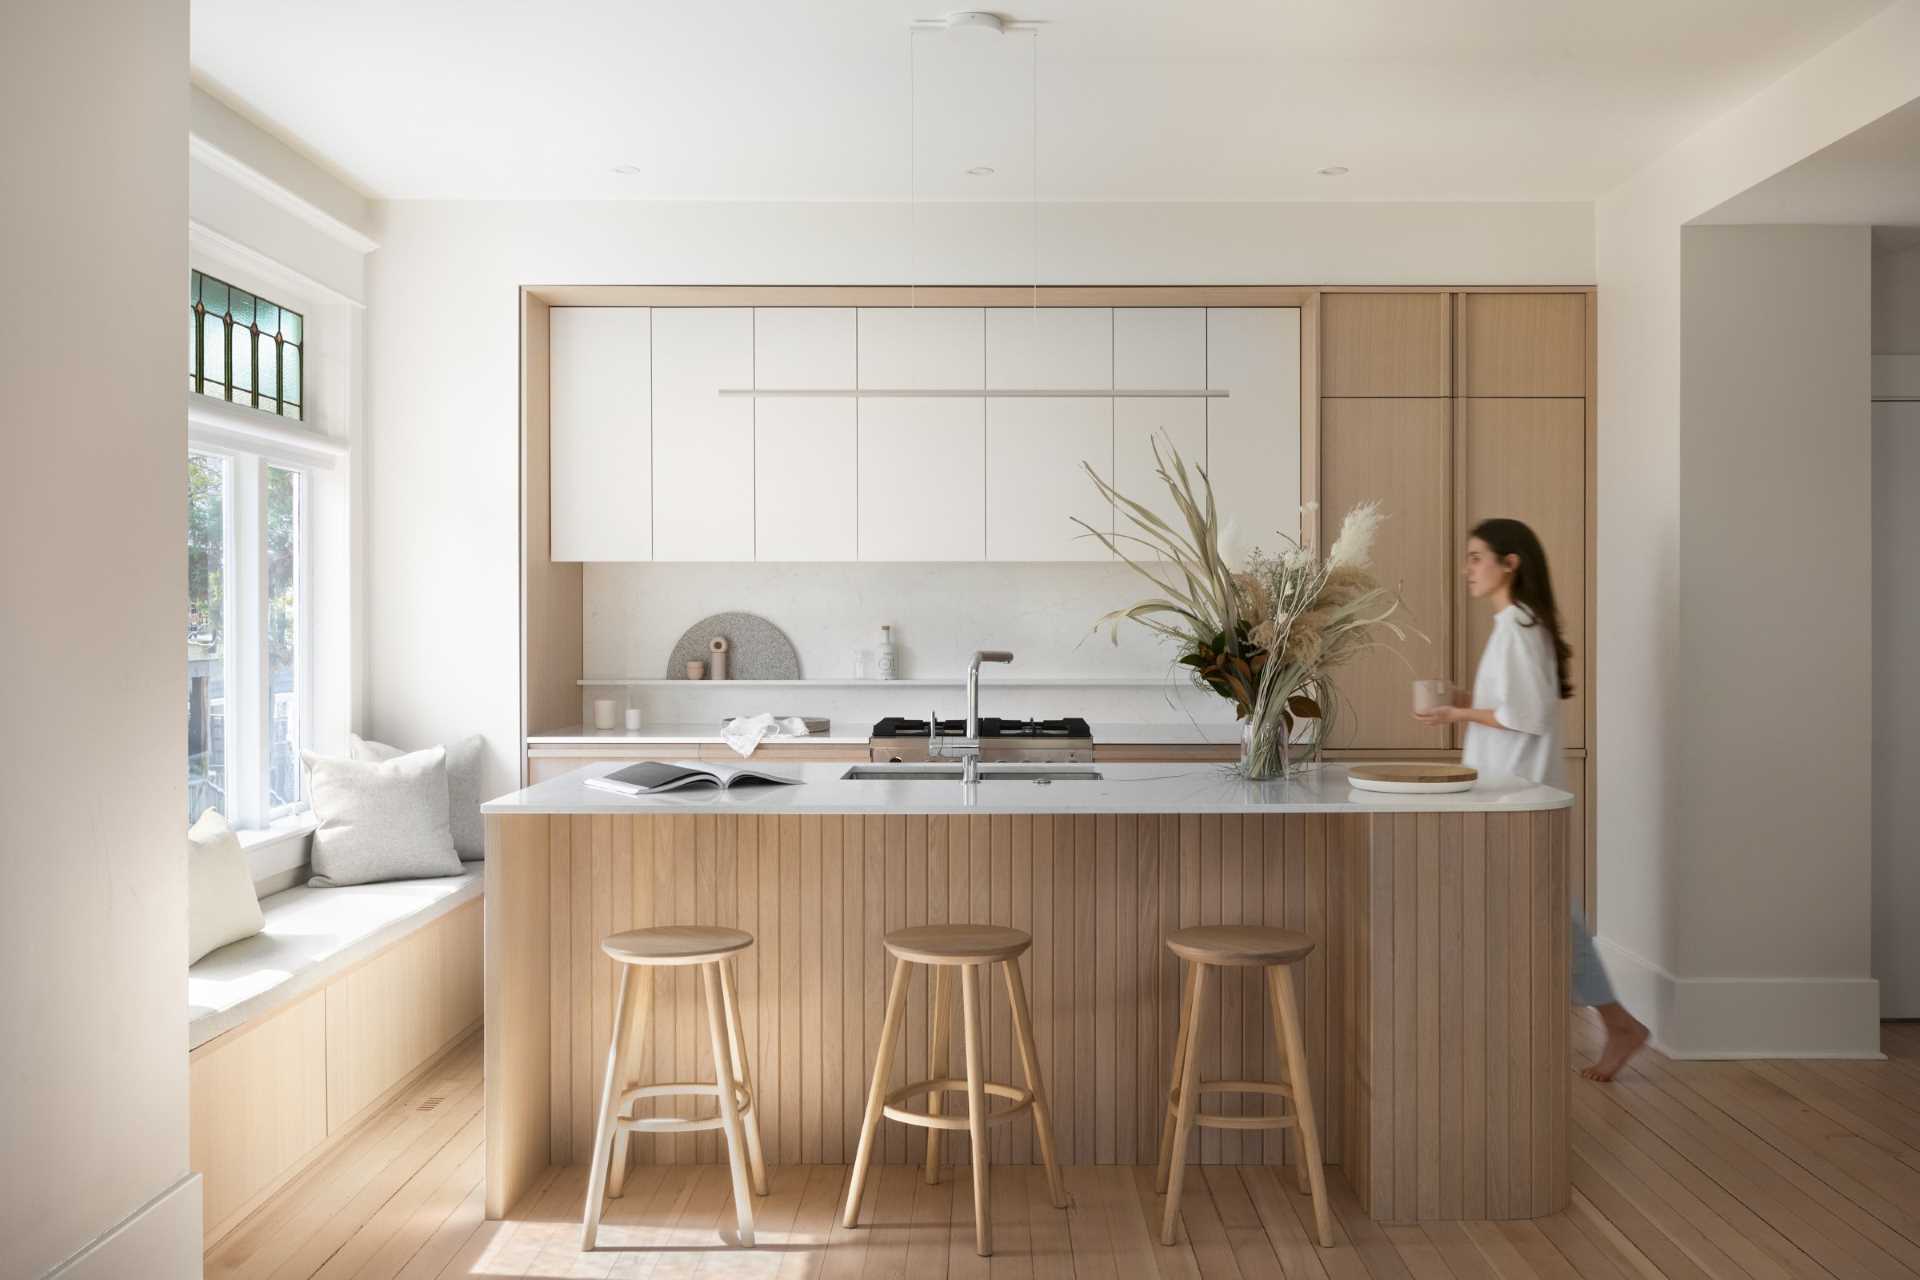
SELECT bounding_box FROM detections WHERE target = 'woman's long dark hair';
[1471,517,1573,700]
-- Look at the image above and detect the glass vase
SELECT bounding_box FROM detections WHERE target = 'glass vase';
[1239,718,1292,781]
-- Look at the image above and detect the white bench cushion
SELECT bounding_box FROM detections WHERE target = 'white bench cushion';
[188,870,482,1051]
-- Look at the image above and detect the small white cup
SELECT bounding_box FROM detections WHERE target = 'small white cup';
[1411,679,1452,715]
[624,708,642,732]
[592,698,617,730]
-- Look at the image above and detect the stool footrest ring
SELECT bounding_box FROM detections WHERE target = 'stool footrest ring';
[617,1080,754,1117]
[881,1078,1034,1130]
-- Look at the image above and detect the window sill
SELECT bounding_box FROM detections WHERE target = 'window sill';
[238,812,317,887]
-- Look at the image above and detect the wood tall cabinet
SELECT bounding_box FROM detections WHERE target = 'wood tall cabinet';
[1317,289,1597,920]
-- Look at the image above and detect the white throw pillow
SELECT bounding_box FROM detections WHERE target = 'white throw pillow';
[351,732,486,861]
[303,746,464,887]
[188,809,265,964]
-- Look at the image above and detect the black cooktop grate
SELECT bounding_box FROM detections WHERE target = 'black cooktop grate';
[871,717,1092,739]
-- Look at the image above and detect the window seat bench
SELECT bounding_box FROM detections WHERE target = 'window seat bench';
[188,869,484,1246]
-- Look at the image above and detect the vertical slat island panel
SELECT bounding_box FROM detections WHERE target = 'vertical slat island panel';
[484,808,1568,1225]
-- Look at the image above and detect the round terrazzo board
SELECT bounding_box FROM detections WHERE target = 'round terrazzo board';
[666,612,801,681]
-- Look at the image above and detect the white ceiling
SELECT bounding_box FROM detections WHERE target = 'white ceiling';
[1698,95,1920,229]
[190,0,1892,204]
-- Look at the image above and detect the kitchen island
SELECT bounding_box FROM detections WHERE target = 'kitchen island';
[481,762,1574,1226]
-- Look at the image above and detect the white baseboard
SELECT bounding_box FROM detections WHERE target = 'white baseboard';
[1595,937,1884,1059]
[43,1174,202,1280]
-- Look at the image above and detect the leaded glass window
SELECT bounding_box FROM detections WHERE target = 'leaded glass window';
[190,270,304,420]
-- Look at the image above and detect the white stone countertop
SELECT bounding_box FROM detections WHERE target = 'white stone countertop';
[483,761,1572,817]
[526,721,1242,747]
[526,722,872,746]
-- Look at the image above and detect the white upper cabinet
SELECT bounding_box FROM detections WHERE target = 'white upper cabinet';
[549,307,651,562]
[753,308,856,561]
[857,308,985,560]
[1207,308,1302,566]
[1112,308,1207,554]
[546,302,1300,564]
[651,308,754,561]
[985,308,1112,560]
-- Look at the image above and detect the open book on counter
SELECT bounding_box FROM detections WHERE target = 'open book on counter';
[583,761,803,796]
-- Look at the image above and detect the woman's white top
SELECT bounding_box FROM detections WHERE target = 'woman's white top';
[1462,604,1565,788]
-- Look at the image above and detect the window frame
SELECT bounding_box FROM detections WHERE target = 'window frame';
[187,449,236,825]
[188,442,315,829]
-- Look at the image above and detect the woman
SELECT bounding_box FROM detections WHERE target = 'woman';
[1414,518,1647,1083]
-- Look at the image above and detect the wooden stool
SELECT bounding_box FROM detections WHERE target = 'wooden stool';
[842,925,1067,1256]
[582,926,769,1250]
[1156,925,1332,1248]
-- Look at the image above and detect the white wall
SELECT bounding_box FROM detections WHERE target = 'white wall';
[1873,243,1920,1017]
[365,199,1592,797]
[1675,226,1877,1051]
[0,1,202,1276]
[1593,0,1920,1055]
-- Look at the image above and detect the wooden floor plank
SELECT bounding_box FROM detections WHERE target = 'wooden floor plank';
[207,1015,1920,1280]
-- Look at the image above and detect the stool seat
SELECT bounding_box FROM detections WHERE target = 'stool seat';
[603,925,753,966]
[885,924,1030,965]
[1167,924,1314,967]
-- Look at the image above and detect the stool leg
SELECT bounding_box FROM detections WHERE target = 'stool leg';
[1155,959,1202,1194]
[609,970,653,1200]
[719,958,769,1197]
[925,965,953,1185]
[582,965,637,1250]
[1160,962,1209,1246]
[1003,958,1067,1209]
[700,962,756,1247]
[1268,964,1332,1249]
[960,962,993,1257]
[843,956,912,1228]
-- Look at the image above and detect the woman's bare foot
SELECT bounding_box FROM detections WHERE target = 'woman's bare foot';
[1581,1006,1648,1082]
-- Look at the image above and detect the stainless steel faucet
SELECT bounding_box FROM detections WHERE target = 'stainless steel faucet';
[928,649,1014,783]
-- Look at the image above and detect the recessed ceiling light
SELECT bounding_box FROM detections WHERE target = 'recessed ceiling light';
[1318,165,1350,177]
[611,164,643,176]
[967,166,996,176]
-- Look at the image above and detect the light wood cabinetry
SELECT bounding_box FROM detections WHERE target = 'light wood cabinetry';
[190,897,483,1245]
[1461,398,1586,748]
[549,307,651,562]
[754,308,857,560]
[1320,294,1450,397]
[1208,308,1303,565]
[1317,287,1594,923]
[1319,398,1454,749]
[651,308,755,561]
[1462,293,1586,397]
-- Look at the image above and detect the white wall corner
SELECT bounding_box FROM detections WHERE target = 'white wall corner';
[41,1174,202,1280]
[1596,937,1883,1060]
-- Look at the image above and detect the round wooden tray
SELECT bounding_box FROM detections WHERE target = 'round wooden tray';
[1346,763,1479,794]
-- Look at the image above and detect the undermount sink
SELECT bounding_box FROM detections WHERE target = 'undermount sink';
[841,764,1103,783]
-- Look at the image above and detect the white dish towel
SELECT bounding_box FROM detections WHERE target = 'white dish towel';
[722,713,814,757]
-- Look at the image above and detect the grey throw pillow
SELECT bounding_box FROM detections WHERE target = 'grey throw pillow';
[351,732,486,861]
[303,746,464,887]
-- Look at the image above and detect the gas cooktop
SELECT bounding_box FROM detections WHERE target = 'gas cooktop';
[870,717,1092,740]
